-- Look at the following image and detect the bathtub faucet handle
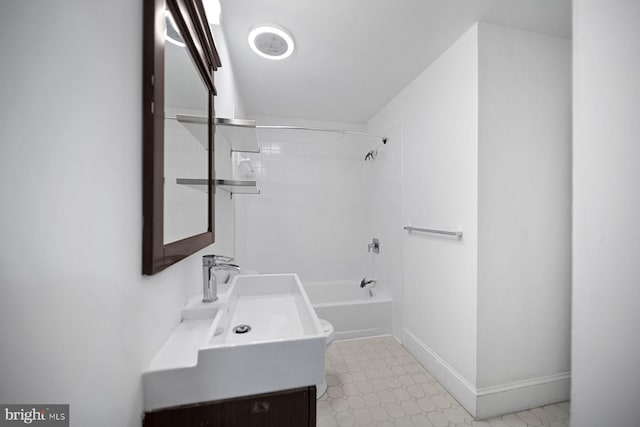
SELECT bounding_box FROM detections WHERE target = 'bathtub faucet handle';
[360,278,377,288]
[367,238,380,254]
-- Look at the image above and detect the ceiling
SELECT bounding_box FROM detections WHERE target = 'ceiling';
[219,0,571,124]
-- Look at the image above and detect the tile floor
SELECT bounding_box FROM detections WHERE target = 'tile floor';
[317,336,570,427]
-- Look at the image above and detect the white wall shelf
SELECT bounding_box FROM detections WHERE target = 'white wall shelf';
[175,115,260,154]
[176,178,260,195]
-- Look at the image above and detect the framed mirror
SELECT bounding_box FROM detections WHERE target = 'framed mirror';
[143,0,221,275]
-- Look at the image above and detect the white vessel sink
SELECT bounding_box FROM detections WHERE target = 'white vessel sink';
[143,274,326,411]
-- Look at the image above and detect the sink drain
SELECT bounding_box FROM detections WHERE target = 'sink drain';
[233,324,251,334]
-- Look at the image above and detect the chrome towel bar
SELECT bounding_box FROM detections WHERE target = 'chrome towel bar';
[403,226,463,240]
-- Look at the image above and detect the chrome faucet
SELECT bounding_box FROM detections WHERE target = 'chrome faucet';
[202,255,240,303]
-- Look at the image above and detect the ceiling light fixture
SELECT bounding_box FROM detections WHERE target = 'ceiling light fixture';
[248,24,295,60]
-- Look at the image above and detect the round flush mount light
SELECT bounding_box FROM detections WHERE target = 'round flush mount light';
[248,24,295,60]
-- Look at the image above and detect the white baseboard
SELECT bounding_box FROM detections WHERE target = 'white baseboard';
[399,327,570,420]
[399,328,478,415]
[475,372,571,420]
[334,327,392,341]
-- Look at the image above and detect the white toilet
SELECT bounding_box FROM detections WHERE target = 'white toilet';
[316,318,335,399]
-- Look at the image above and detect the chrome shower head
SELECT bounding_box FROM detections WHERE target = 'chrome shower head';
[364,149,378,161]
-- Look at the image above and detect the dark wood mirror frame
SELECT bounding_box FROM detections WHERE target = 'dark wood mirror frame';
[143,0,222,275]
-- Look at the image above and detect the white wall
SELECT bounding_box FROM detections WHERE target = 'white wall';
[0,2,242,426]
[362,124,404,338]
[474,23,572,418]
[367,25,480,396]
[366,22,571,418]
[233,117,371,282]
[211,25,246,121]
[572,1,640,426]
[476,23,571,388]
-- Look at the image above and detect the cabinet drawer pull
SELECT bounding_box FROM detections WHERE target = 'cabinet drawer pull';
[251,401,270,414]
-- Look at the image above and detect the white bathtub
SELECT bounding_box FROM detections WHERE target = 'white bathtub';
[303,280,392,340]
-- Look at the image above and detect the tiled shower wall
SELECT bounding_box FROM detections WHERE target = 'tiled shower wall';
[233,123,374,283]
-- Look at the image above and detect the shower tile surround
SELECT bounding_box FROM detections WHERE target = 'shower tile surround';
[233,126,372,282]
[318,337,570,427]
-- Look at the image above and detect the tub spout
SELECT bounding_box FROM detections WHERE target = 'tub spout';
[360,278,377,288]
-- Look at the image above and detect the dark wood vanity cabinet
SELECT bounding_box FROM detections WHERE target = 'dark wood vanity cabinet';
[143,386,316,427]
